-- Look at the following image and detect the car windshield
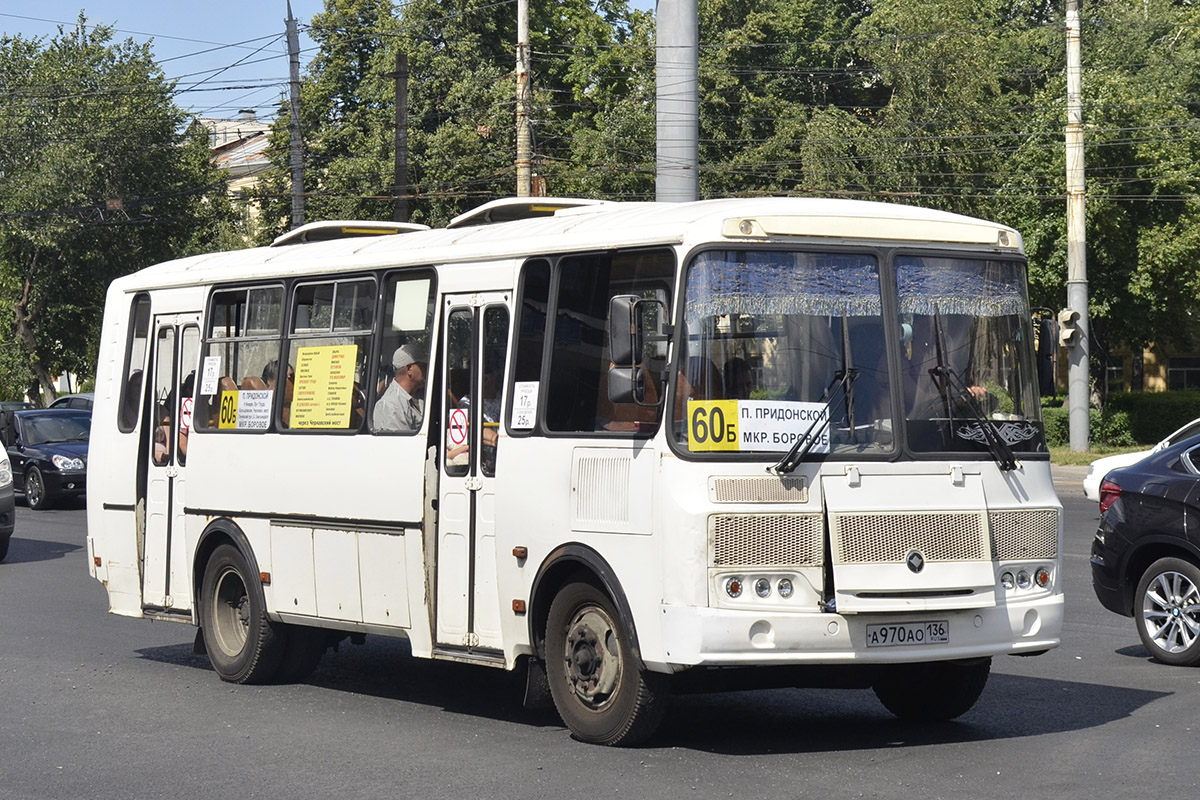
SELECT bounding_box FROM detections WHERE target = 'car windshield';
[22,415,90,445]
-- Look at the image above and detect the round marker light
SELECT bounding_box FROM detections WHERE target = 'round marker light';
[1035,568,1051,588]
[1016,570,1032,589]
[755,578,772,598]
[778,578,794,599]
[1000,572,1015,590]
[725,577,743,598]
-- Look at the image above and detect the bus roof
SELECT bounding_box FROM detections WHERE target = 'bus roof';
[109,197,1024,293]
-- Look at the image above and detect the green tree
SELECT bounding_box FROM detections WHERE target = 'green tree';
[0,18,236,402]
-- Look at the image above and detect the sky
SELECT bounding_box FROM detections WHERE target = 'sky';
[1,1,657,123]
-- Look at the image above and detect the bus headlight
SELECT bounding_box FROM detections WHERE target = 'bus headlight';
[754,578,772,598]
[1035,568,1052,588]
[1016,570,1032,589]
[777,578,794,599]
[725,577,743,598]
[1000,572,1015,590]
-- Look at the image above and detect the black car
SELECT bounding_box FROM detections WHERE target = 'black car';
[1092,433,1200,665]
[2,409,90,510]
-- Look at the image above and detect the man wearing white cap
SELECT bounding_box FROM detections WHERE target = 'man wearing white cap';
[373,343,428,431]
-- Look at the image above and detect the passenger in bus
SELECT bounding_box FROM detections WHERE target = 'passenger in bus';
[374,344,427,431]
[262,360,295,426]
[448,362,502,469]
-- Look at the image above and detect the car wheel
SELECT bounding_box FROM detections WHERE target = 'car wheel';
[1135,557,1200,666]
[544,580,670,746]
[200,543,286,684]
[873,658,991,721]
[26,466,50,510]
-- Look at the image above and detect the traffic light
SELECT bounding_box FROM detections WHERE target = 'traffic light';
[1058,308,1081,347]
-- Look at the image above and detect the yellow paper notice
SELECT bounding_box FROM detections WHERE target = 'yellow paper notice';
[290,344,358,428]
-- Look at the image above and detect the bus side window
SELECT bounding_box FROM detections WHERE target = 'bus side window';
[543,249,675,434]
[372,271,436,435]
[118,295,151,433]
[196,285,284,432]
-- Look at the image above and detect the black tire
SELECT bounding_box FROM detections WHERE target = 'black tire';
[544,580,669,746]
[1135,557,1200,666]
[275,625,328,683]
[873,658,991,722]
[199,543,286,684]
[26,466,50,510]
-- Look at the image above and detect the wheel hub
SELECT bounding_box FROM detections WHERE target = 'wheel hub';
[563,608,621,708]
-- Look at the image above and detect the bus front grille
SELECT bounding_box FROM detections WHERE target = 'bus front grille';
[831,512,987,564]
[710,513,824,568]
[989,509,1059,559]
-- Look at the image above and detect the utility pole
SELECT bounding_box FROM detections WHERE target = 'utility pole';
[515,0,532,197]
[394,52,409,223]
[656,0,699,202]
[286,1,305,229]
[1065,0,1089,451]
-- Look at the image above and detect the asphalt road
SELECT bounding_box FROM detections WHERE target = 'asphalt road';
[1,468,1196,800]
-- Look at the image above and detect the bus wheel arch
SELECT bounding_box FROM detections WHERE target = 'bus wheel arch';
[529,545,670,745]
[194,519,286,684]
[528,544,642,666]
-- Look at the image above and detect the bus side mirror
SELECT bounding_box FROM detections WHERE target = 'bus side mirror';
[608,366,644,405]
[608,294,642,367]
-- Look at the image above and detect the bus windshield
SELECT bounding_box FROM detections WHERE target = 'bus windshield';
[897,255,1042,455]
[672,249,1044,459]
[673,249,893,456]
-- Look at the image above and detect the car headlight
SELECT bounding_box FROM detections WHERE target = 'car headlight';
[52,454,85,471]
[0,456,11,487]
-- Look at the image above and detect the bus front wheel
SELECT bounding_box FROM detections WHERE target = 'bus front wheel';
[544,580,669,746]
[200,543,286,684]
[873,657,991,722]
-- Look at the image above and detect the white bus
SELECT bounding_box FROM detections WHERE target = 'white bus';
[87,198,1062,745]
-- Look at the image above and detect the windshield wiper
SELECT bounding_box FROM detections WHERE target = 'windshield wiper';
[928,312,1017,471]
[769,368,859,475]
[931,364,1018,472]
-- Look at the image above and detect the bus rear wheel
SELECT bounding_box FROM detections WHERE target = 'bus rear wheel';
[544,580,669,746]
[200,543,286,684]
[873,657,991,722]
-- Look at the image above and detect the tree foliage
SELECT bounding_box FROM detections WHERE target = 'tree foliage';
[0,18,236,402]
[253,0,1200,363]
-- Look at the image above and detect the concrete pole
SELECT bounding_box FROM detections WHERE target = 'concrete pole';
[286,1,305,229]
[515,0,532,197]
[1066,0,1090,451]
[655,0,698,202]
[394,52,409,223]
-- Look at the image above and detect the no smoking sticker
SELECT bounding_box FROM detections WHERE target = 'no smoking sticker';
[448,407,469,446]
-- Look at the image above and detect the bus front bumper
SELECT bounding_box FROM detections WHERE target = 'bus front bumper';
[655,594,1063,669]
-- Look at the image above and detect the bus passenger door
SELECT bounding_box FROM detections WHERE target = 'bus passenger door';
[435,294,510,651]
[141,315,201,613]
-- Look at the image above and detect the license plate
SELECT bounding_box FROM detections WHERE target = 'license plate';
[865,620,949,647]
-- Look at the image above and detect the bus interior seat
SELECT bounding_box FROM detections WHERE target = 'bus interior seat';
[241,376,267,391]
